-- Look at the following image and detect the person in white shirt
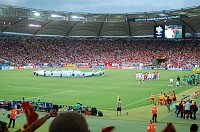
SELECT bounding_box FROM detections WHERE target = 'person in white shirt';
[136,72,139,80]
[176,81,180,87]
[169,77,173,86]
[116,99,122,116]
[184,100,191,119]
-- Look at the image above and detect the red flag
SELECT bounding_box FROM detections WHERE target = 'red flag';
[102,126,115,132]
[22,101,38,129]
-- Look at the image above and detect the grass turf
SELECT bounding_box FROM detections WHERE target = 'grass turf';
[0,68,199,132]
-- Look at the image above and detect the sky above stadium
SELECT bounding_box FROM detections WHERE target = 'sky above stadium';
[1,0,200,13]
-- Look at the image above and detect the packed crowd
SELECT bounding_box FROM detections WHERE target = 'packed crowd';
[0,39,199,68]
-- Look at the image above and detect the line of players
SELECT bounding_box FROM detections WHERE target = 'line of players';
[151,91,178,113]
[151,91,176,107]
[136,72,159,81]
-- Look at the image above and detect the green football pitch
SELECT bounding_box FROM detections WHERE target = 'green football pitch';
[0,68,199,132]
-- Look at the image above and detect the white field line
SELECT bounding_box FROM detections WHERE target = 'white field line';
[123,87,178,108]
[123,97,150,108]
[19,87,48,90]
[0,84,12,87]
[26,90,75,99]
[101,87,179,110]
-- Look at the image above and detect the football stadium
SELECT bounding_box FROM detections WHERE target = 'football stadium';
[0,2,200,132]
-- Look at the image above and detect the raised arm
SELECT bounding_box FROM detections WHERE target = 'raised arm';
[22,110,57,132]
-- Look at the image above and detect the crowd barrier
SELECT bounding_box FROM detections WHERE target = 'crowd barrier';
[193,68,200,72]
[0,65,196,71]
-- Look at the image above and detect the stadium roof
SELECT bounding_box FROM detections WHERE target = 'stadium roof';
[0,4,200,38]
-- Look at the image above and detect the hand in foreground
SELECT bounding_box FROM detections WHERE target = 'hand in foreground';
[48,110,58,117]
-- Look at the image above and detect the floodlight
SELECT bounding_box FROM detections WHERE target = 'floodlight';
[71,16,84,19]
[33,12,40,16]
[51,14,65,18]
[28,24,41,27]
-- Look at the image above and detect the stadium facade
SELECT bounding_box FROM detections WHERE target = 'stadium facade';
[0,4,200,38]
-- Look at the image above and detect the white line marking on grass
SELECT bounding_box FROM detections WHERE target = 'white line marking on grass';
[123,97,150,108]
[0,84,11,87]
[99,87,180,110]
[16,87,48,90]
[123,87,179,108]
[26,90,75,99]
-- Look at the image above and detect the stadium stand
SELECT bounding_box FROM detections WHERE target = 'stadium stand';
[0,39,199,69]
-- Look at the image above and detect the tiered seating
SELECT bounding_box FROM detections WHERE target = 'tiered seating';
[0,39,199,68]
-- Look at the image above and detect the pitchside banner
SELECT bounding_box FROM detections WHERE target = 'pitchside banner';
[190,90,200,99]
[77,65,92,68]
[65,63,75,68]
[1,66,14,70]
[92,65,106,68]
[168,68,182,70]
[23,66,33,69]
[42,63,49,67]
[106,66,122,69]
[15,66,24,69]
[182,90,200,102]
[2,66,10,70]
[193,68,200,72]
[76,63,89,66]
